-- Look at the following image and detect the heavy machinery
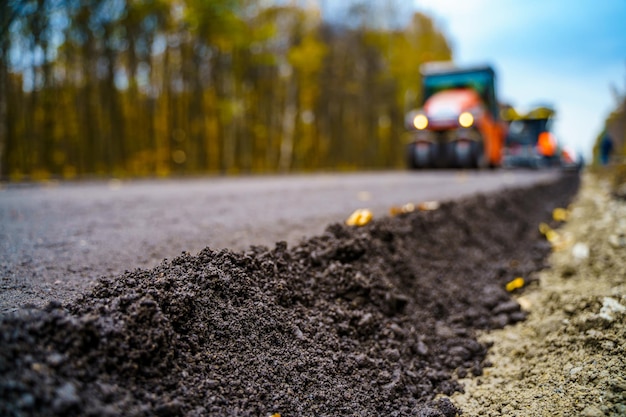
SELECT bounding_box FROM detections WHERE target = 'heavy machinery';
[405,63,507,169]
[502,106,558,169]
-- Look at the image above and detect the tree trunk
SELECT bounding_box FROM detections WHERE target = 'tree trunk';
[0,49,7,178]
[278,70,297,172]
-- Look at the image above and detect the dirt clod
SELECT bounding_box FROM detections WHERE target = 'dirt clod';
[0,174,580,416]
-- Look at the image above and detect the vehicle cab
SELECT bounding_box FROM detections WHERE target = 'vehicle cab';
[503,106,557,169]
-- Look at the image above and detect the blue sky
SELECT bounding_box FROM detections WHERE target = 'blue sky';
[413,0,626,160]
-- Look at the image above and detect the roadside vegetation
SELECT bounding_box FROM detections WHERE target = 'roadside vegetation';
[593,74,626,170]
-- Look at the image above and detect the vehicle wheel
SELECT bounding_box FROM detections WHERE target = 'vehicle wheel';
[406,143,422,169]
[471,142,488,169]
[454,141,473,168]
[531,157,544,170]
[407,143,430,169]
[406,144,419,169]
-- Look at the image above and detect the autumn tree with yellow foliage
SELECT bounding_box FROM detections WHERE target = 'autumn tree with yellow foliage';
[0,0,452,180]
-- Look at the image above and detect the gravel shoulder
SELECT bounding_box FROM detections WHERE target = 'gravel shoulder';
[451,171,626,416]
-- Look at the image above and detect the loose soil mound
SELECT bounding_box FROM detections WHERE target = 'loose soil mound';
[0,174,579,416]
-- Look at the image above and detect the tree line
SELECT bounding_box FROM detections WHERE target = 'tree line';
[0,0,452,180]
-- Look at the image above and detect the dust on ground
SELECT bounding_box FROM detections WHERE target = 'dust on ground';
[0,173,591,416]
[451,171,626,416]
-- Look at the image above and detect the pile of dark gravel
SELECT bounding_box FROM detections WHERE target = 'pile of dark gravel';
[0,174,579,416]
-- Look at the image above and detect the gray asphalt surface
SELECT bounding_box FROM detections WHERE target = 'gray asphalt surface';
[0,169,562,312]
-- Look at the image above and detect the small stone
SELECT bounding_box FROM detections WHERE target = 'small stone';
[509,311,527,323]
[449,346,471,361]
[493,300,520,315]
[491,313,509,328]
[572,242,589,260]
[292,325,304,340]
[383,348,400,362]
[608,234,626,248]
[353,353,370,368]
[563,304,577,315]
[47,353,64,367]
[358,313,373,327]
[53,382,80,412]
[416,341,429,356]
[569,366,583,376]
[389,323,406,338]
[517,296,532,311]
[599,297,626,321]
[17,393,35,409]
[599,340,615,351]
[31,363,45,372]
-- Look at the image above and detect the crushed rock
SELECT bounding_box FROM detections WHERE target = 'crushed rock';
[451,172,626,416]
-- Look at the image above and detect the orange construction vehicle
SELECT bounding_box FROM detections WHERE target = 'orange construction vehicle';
[405,63,507,169]
[503,106,559,169]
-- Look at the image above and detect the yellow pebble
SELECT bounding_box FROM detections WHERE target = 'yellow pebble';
[346,209,373,226]
[552,207,568,222]
[402,203,415,213]
[545,229,559,244]
[505,277,525,292]
[538,222,551,235]
[418,201,440,211]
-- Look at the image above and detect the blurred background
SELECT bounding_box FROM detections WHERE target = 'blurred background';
[0,0,624,181]
[412,0,626,169]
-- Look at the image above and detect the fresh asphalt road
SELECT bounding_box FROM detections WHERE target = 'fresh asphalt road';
[0,169,563,311]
